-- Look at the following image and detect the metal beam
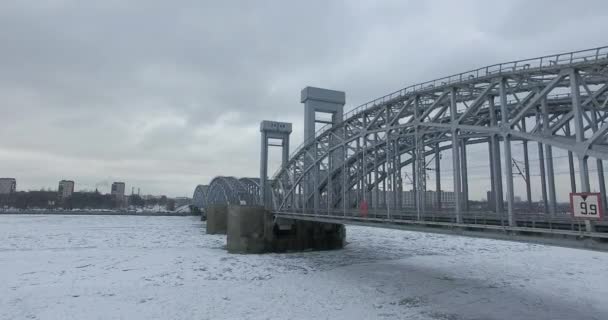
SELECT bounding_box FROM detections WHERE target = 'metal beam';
[450,87,463,223]
[500,78,516,227]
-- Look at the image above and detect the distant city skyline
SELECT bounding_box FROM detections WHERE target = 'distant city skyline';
[5,177,170,197]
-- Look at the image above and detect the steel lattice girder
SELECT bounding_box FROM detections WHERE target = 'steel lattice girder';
[204,176,261,209]
[271,46,608,212]
[192,184,209,208]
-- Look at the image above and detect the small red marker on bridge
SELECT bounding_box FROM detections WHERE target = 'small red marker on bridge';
[360,200,368,218]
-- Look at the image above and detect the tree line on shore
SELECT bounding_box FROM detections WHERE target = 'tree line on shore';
[0,190,176,211]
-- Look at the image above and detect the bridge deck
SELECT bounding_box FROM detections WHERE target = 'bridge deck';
[274,211,608,251]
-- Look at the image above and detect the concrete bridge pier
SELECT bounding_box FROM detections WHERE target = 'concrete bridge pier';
[206,205,228,234]
[271,217,345,252]
[226,205,345,254]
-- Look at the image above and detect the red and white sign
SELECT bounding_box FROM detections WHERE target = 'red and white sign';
[570,193,603,219]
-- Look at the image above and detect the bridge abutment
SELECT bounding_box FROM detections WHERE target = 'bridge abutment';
[226,205,345,254]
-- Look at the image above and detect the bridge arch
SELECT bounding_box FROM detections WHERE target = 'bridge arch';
[192,184,209,209]
[203,176,261,209]
[271,46,608,228]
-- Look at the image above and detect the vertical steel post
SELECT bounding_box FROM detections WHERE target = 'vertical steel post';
[386,135,391,218]
[396,144,403,210]
[392,139,399,211]
[397,147,403,212]
[566,125,577,193]
[418,138,426,217]
[362,137,368,204]
[488,95,504,214]
[541,98,557,215]
[343,127,347,215]
[521,120,532,211]
[414,96,421,218]
[435,143,441,210]
[292,166,297,209]
[460,139,469,212]
[570,70,590,192]
[598,160,607,210]
[450,87,463,223]
[356,137,361,203]
[570,69,593,232]
[313,145,319,213]
[488,141,496,212]
[537,139,549,214]
[545,141,557,215]
[384,106,391,215]
[411,152,418,216]
[414,98,420,218]
[499,78,515,227]
[382,162,387,210]
[374,134,379,211]
[412,151,417,212]
[327,141,333,215]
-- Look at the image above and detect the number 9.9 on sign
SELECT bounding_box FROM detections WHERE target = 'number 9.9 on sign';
[570,193,603,219]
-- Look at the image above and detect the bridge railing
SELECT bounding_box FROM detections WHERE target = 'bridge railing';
[277,46,608,179]
[341,46,608,120]
[275,208,608,235]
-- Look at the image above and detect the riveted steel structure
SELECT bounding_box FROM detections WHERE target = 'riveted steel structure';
[192,184,209,209]
[204,177,261,208]
[270,46,608,234]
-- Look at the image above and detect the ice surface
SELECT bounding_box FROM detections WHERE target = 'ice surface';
[1,214,607,320]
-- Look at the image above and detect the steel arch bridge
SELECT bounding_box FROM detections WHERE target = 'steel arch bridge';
[270,46,608,235]
[192,185,209,209]
[201,177,261,208]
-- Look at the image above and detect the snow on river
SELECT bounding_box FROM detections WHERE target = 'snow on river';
[1,214,607,320]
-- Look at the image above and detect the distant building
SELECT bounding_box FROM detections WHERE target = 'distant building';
[58,180,75,199]
[0,178,16,194]
[111,182,126,198]
[111,182,126,208]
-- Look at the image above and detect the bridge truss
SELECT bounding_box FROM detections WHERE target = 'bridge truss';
[270,46,608,234]
[202,177,261,209]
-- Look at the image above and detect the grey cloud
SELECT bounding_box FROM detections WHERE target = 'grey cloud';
[0,0,607,197]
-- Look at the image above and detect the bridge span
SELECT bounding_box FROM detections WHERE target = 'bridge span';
[197,46,608,251]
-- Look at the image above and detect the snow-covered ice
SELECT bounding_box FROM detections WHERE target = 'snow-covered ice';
[1,214,607,320]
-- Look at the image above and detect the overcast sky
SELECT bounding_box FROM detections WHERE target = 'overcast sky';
[1,0,607,198]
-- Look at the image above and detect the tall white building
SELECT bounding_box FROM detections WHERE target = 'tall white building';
[58,180,75,199]
[0,178,16,194]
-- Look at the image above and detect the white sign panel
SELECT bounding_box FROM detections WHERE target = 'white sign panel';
[570,193,603,219]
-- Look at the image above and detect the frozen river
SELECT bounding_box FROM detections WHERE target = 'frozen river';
[1,214,607,320]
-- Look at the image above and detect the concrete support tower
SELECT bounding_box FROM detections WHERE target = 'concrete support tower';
[300,87,345,211]
[301,87,345,141]
[260,121,292,208]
